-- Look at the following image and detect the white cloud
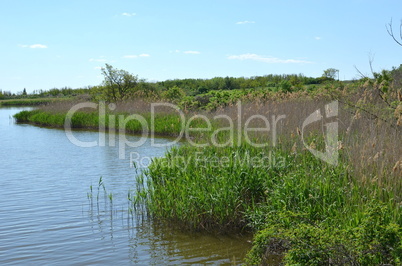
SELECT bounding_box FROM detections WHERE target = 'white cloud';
[236,21,255,25]
[122,12,136,17]
[169,50,200,55]
[94,66,103,70]
[169,49,181,53]
[30,44,47,49]
[123,55,138,59]
[19,44,48,49]
[89,58,107,62]
[183,51,200,54]
[315,36,322,40]
[123,54,150,59]
[228,53,312,64]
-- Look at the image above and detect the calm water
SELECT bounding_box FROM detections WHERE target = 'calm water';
[0,107,251,265]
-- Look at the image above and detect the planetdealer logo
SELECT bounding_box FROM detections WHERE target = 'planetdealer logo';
[301,101,339,166]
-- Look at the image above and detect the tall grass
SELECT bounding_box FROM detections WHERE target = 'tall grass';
[138,138,401,264]
[134,98,401,264]
[13,93,402,264]
[0,98,70,106]
[138,145,286,230]
[13,99,223,138]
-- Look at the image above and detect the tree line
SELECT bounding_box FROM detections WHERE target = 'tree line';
[89,64,341,102]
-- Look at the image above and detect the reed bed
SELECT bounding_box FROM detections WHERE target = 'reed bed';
[13,93,402,264]
[0,97,70,106]
[135,99,401,264]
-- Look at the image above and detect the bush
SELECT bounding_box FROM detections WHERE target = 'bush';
[279,80,292,92]
[162,86,185,102]
[14,110,36,122]
[246,203,402,265]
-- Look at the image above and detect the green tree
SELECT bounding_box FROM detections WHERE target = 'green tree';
[99,64,139,101]
[136,81,160,98]
[322,68,339,80]
[163,85,185,101]
[279,80,292,92]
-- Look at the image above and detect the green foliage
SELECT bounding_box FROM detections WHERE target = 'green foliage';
[391,64,402,88]
[196,90,249,110]
[0,98,70,106]
[373,69,392,94]
[162,86,185,102]
[14,110,38,122]
[96,64,139,102]
[136,81,160,98]
[3,67,344,104]
[134,132,401,264]
[137,137,360,231]
[279,80,292,92]
[37,87,89,98]
[12,64,402,264]
[13,109,186,136]
[322,68,339,80]
[157,73,326,94]
[138,144,291,231]
[246,203,402,265]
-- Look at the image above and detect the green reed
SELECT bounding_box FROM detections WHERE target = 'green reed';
[13,109,208,137]
[14,99,402,264]
[0,98,68,106]
[138,135,402,264]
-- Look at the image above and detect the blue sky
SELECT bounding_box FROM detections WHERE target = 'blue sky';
[1,0,401,93]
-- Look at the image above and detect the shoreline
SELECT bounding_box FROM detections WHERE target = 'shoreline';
[13,102,402,265]
[0,98,72,107]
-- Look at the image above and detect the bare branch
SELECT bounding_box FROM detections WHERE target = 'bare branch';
[368,53,376,77]
[386,18,402,46]
[336,98,398,130]
[400,19,402,40]
[354,65,367,79]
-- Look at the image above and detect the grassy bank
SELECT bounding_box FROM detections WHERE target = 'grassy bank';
[13,101,211,137]
[14,93,402,264]
[14,109,186,136]
[137,143,401,264]
[133,98,402,264]
[0,97,71,106]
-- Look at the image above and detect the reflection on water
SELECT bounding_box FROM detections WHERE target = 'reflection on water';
[0,107,251,265]
[87,195,252,265]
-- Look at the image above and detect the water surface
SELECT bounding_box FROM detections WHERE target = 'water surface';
[0,107,251,265]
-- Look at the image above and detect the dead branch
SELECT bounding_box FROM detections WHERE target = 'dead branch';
[386,19,402,46]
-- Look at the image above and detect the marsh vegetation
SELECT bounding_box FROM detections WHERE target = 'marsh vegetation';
[13,64,402,264]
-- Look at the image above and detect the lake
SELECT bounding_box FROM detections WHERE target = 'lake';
[0,106,251,265]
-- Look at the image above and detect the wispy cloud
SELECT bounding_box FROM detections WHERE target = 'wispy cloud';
[19,44,48,49]
[315,36,322,40]
[169,50,201,55]
[122,12,136,17]
[89,58,107,62]
[123,54,150,59]
[183,51,200,54]
[228,53,312,64]
[236,20,255,25]
[123,55,138,59]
